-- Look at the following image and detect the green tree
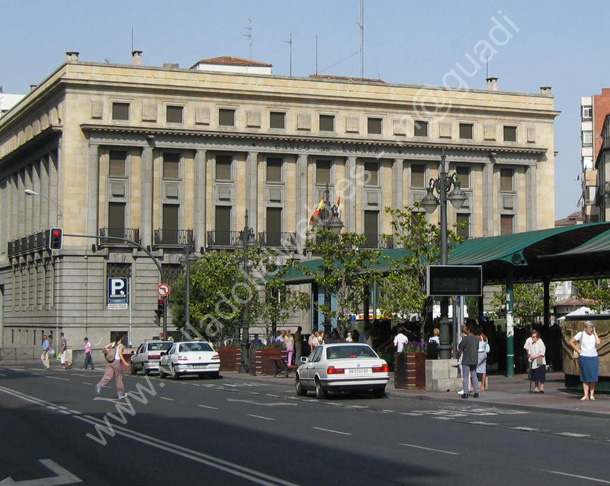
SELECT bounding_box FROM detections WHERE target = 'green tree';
[573,279,610,313]
[296,229,381,337]
[489,283,555,326]
[378,204,463,343]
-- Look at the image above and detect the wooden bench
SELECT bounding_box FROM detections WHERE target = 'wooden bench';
[273,358,298,378]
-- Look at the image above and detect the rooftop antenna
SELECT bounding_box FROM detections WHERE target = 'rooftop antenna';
[284,33,293,76]
[131,28,134,52]
[315,35,318,75]
[358,0,364,78]
[486,54,489,79]
[244,18,253,59]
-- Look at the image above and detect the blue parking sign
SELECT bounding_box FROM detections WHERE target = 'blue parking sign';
[108,277,129,310]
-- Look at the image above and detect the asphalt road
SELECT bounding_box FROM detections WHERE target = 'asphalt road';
[1,363,609,486]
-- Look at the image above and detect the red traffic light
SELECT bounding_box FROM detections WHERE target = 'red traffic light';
[48,227,63,250]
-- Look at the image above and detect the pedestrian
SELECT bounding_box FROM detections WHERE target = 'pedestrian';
[83,337,95,370]
[41,334,50,369]
[285,330,295,365]
[393,327,409,353]
[476,326,490,391]
[457,323,480,399]
[309,331,320,351]
[294,326,303,364]
[345,331,354,343]
[48,333,55,360]
[569,321,601,401]
[59,332,71,369]
[318,330,325,345]
[96,335,129,399]
[428,328,440,345]
[528,330,546,393]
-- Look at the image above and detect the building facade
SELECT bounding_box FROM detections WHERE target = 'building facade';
[0,52,558,350]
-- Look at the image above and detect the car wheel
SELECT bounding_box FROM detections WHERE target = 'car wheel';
[130,363,137,375]
[143,367,150,376]
[210,371,220,379]
[159,368,166,378]
[198,373,207,379]
[171,365,180,380]
[295,376,307,396]
[373,387,386,398]
[315,378,328,399]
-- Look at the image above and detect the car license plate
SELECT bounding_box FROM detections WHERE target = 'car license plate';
[193,364,208,369]
[347,368,371,374]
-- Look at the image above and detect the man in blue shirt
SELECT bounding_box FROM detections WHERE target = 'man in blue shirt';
[41,335,50,369]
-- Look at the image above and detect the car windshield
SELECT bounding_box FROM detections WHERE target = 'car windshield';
[326,345,377,360]
[180,342,213,352]
[148,343,172,351]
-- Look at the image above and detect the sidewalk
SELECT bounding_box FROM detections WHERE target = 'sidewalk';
[386,371,610,417]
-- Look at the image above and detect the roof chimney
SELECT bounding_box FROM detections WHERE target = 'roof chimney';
[540,86,552,96]
[65,51,80,63]
[131,50,143,66]
[486,77,498,91]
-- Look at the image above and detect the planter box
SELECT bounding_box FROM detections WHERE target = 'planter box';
[218,347,242,372]
[394,352,426,389]
[249,348,286,376]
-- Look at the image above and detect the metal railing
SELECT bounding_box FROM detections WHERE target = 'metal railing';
[153,229,194,247]
[257,232,298,249]
[98,228,141,246]
[361,234,394,249]
[0,347,43,361]
[8,230,49,258]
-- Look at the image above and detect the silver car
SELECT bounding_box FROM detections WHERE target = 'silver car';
[159,341,221,380]
[130,341,173,375]
[295,343,389,399]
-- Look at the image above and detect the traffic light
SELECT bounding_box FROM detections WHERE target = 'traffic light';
[48,227,63,250]
[156,299,165,316]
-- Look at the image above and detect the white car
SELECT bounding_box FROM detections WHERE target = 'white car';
[130,340,173,375]
[295,343,389,399]
[159,341,221,380]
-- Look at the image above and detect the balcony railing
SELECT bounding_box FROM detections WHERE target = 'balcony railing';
[153,229,194,248]
[8,230,49,258]
[360,234,394,249]
[98,228,141,247]
[257,232,298,249]
[206,229,261,249]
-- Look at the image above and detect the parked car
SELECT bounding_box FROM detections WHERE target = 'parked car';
[130,341,173,375]
[295,343,389,399]
[159,341,221,380]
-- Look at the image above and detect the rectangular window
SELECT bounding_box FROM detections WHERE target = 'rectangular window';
[109,150,126,177]
[501,215,514,235]
[414,121,428,137]
[459,123,473,140]
[163,205,179,244]
[367,117,382,135]
[270,112,285,129]
[166,105,183,124]
[112,102,130,121]
[456,166,470,189]
[411,164,426,188]
[583,131,593,147]
[267,158,283,182]
[456,213,470,239]
[316,160,331,185]
[108,202,126,238]
[500,168,513,191]
[364,162,379,186]
[319,115,335,132]
[582,106,592,120]
[219,109,236,127]
[215,155,232,181]
[266,207,282,247]
[503,126,517,142]
[214,206,231,245]
[163,153,180,179]
[364,211,379,248]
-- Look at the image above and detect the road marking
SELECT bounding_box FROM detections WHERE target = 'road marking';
[0,458,82,485]
[312,427,351,436]
[556,432,591,438]
[401,412,423,416]
[544,470,610,484]
[159,397,174,401]
[227,398,296,407]
[469,421,497,426]
[512,427,539,432]
[197,405,218,410]
[0,385,299,486]
[247,414,275,421]
[39,375,70,381]
[82,382,93,385]
[70,373,89,377]
[0,373,6,377]
[400,443,460,456]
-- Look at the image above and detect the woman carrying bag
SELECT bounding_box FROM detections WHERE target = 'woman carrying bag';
[95,335,128,399]
[570,321,601,401]
[528,330,546,393]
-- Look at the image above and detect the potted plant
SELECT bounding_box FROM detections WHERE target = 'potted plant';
[249,343,286,376]
[395,341,427,389]
[217,343,242,372]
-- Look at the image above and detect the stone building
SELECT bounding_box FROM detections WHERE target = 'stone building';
[0,52,558,350]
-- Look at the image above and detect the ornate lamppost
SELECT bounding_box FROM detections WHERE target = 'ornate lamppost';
[179,244,198,336]
[421,149,467,359]
[238,211,257,373]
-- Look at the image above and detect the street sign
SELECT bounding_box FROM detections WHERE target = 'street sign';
[426,265,482,296]
[157,283,171,297]
[108,277,129,310]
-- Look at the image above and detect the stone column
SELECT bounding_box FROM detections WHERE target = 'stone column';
[246,152,259,231]
[140,144,154,247]
[526,163,537,231]
[194,149,207,251]
[87,144,100,237]
[482,160,495,236]
[392,158,404,210]
[345,156,357,232]
[295,154,308,250]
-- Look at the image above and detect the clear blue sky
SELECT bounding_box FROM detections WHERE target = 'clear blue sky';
[2,0,607,220]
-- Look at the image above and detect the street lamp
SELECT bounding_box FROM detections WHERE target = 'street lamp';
[24,189,63,226]
[239,211,257,373]
[179,244,198,337]
[315,184,344,335]
[421,149,467,359]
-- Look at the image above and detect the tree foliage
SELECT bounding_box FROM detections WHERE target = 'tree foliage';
[489,283,556,325]
[573,279,609,313]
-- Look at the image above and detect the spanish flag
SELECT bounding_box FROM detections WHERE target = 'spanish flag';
[309,197,325,225]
